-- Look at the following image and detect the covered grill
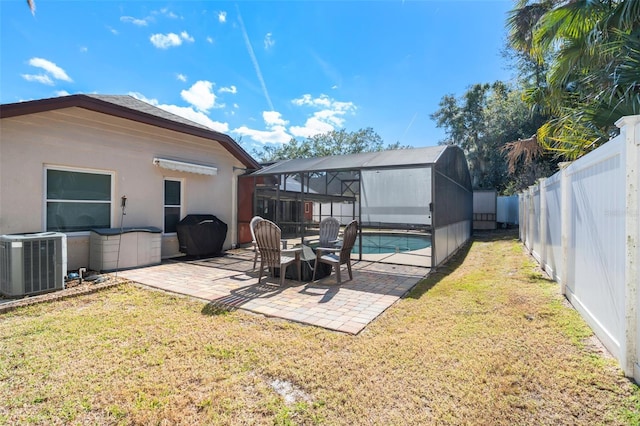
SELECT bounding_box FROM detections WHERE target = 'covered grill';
[176,214,227,256]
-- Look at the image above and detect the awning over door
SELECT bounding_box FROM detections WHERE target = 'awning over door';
[153,158,218,176]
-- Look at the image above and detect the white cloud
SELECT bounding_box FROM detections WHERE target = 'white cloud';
[218,85,237,94]
[180,80,216,112]
[206,36,214,44]
[55,90,70,97]
[292,94,332,108]
[232,93,357,144]
[263,111,287,127]
[80,46,88,53]
[176,73,187,82]
[233,125,290,144]
[233,103,239,109]
[150,31,194,49]
[150,33,181,48]
[28,58,73,82]
[180,31,194,43]
[289,94,356,137]
[290,116,334,138]
[153,8,179,19]
[21,74,54,85]
[120,16,148,26]
[314,109,347,127]
[264,32,275,50]
[233,110,292,144]
[218,11,227,23]
[129,92,229,133]
[107,26,118,35]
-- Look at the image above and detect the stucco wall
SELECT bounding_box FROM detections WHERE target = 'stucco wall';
[0,107,244,270]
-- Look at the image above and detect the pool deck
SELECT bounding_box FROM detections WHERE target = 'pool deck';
[358,246,431,267]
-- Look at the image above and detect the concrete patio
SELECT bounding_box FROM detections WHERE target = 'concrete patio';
[117,248,430,334]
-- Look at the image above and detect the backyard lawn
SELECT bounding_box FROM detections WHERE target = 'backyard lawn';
[1,230,638,425]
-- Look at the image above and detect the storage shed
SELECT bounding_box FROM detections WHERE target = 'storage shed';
[239,145,472,268]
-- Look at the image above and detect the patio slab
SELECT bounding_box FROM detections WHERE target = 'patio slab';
[116,248,430,334]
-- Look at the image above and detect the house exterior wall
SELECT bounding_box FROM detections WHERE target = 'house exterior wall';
[0,107,244,270]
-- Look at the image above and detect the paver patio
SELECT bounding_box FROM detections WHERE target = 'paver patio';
[117,248,429,334]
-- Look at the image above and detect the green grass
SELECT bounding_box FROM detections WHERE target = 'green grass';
[0,230,638,425]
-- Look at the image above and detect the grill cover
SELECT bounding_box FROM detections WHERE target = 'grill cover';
[176,215,227,256]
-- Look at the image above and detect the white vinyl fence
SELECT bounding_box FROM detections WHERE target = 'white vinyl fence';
[519,115,640,382]
[497,195,519,225]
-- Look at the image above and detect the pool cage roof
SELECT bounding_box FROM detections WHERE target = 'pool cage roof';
[244,145,472,267]
[252,145,448,176]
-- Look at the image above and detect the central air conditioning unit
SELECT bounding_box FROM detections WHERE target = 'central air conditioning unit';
[0,232,67,297]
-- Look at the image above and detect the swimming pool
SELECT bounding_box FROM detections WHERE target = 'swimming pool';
[352,233,431,255]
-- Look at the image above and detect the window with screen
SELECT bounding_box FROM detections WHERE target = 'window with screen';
[164,179,182,233]
[46,168,112,232]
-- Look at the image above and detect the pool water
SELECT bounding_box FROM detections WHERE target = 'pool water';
[352,233,431,254]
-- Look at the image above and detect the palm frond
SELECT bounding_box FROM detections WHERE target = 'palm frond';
[536,106,611,160]
[507,1,555,55]
[502,135,544,174]
[532,0,607,59]
[600,0,640,33]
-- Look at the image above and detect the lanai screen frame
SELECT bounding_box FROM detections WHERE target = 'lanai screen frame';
[245,145,472,268]
[430,145,474,266]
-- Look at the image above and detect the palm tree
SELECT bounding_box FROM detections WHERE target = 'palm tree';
[506,0,640,160]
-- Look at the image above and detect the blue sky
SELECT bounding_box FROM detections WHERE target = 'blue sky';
[1,0,514,153]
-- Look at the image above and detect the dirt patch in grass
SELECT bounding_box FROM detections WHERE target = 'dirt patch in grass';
[1,229,638,425]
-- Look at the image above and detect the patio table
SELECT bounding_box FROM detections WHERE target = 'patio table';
[283,244,331,281]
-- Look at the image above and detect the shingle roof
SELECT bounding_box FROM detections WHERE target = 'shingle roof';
[85,94,214,131]
[0,94,260,169]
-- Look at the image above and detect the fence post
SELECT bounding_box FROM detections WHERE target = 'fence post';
[559,162,571,296]
[528,185,535,254]
[616,115,640,379]
[518,192,527,241]
[538,178,548,273]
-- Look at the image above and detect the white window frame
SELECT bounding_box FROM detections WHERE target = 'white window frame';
[163,178,184,234]
[44,165,115,235]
